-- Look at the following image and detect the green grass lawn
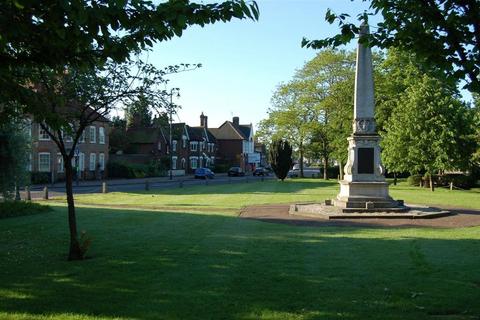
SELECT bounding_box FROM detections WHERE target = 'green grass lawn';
[68,179,480,212]
[1,179,480,320]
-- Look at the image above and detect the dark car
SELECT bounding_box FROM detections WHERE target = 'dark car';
[253,167,269,176]
[227,166,245,177]
[194,168,215,179]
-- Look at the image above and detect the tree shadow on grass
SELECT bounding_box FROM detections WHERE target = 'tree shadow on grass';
[0,206,479,320]
[129,179,339,196]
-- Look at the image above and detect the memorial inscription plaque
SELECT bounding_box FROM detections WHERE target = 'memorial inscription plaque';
[357,147,374,174]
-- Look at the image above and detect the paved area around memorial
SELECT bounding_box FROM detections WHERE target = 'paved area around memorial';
[239,203,480,228]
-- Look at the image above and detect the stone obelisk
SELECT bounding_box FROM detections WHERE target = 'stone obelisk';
[334,22,403,212]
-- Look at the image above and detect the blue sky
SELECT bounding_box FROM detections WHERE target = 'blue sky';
[143,0,376,129]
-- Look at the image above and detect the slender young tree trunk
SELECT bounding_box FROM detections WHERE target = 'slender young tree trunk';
[429,174,435,192]
[64,157,83,260]
[299,143,304,178]
[338,159,344,180]
[393,172,397,186]
[323,155,329,180]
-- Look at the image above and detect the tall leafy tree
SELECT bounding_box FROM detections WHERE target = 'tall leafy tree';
[126,95,153,128]
[25,60,187,260]
[0,117,29,200]
[0,0,259,120]
[269,139,293,181]
[260,49,355,178]
[381,75,476,191]
[302,0,480,93]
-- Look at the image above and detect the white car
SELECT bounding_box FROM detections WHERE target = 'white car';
[288,167,321,178]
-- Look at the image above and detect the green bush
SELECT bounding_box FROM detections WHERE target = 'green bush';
[30,172,50,184]
[107,160,166,179]
[0,201,51,219]
[407,174,423,186]
[214,163,230,173]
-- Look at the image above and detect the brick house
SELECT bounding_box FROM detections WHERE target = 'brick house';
[29,120,109,182]
[119,113,217,175]
[209,116,258,171]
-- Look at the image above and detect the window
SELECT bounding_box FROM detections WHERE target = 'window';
[181,158,186,169]
[99,127,105,144]
[89,126,96,144]
[38,153,51,172]
[27,153,32,172]
[210,156,215,165]
[79,153,85,171]
[99,153,105,171]
[190,141,198,151]
[157,141,161,151]
[172,156,177,170]
[182,136,187,148]
[39,126,50,141]
[57,153,64,173]
[190,157,198,169]
[79,130,86,143]
[89,153,96,171]
[172,140,177,152]
[25,119,32,139]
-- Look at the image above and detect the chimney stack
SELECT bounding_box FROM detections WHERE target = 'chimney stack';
[200,112,208,128]
[232,116,239,126]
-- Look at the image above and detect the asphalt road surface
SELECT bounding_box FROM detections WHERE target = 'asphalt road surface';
[21,174,274,200]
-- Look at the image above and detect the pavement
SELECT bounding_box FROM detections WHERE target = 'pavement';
[21,173,274,200]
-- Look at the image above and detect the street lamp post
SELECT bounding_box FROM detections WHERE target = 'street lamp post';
[168,88,180,180]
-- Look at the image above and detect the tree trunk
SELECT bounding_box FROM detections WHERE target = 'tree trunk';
[429,174,435,192]
[338,159,344,180]
[323,155,329,180]
[64,158,83,260]
[299,144,304,178]
[393,172,397,186]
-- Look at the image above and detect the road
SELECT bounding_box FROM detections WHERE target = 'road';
[21,174,274,200]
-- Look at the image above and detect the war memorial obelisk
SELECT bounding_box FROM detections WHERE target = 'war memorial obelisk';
[289,22,453,218]
[333,22,403,212]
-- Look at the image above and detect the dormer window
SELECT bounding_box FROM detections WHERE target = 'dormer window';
[172,140,177,152]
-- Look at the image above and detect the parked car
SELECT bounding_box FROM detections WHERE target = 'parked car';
[194,168,215,179]
[227,166,245,177]
[253,167,269,176]
[288,167,320,178]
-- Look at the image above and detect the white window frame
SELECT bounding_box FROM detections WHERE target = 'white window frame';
[172,140,177,152]
[190,157,198,169]
[79,130,86,143]
[39,126,50,141]
[89,153,96,171]
[79,153,85,171]
[38,152,51,172]
[27,153,32,172]
[181,158,186,169]
[57,153,64,173]
[172,156,177,170]
[99,127,105,144]
[99,153,105,171]
[190,141,198,151]
[210,156,215,165]
[157,141,161,151]
[89,126,96,144]
[182,136,187,148]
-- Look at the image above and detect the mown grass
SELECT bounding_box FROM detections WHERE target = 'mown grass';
[1,179,480,320]
[67,178,480,212]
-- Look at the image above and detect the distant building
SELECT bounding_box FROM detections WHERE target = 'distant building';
[29,120,109,182]
[118,113,217,175]
[209,116,259,171]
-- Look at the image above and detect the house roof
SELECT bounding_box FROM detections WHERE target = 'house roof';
[210,121,252,140]
[237,124,252,140]
[187,126,205,141]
